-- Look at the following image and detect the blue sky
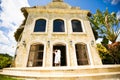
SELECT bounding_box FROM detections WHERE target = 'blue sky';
[28,0,120,14]
[0,0,120,56]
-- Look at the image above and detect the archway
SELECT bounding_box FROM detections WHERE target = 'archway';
[53,44,67,66]
[27,44,44,67]
[75,43,89,65]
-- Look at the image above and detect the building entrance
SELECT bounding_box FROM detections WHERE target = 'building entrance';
[53,44,67,66]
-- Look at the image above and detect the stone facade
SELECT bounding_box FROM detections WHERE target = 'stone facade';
[1,1,120,80]
[14,0,102,67]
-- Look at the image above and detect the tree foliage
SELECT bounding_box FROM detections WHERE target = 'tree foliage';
[107,42,120,64]
[0,53,13,69]
[88,9,120,64]
[14,27,24,42]
[97,44,115,64]
[14,8,28,42]
[0,74,23,80]
[88,9,120,43]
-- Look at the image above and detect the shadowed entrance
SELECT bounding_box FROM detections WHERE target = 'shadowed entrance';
[53,44,67,66]
[27,44,44,67]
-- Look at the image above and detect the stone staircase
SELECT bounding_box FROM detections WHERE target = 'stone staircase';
[0,65,120,80]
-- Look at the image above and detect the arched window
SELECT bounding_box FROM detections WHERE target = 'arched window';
[53,19,65,32]
[27,44,44,67]
[75,43,89,65]
[34,19,46,32]
[71,20,83,32]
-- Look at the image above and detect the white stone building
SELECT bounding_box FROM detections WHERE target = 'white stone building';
[14,0,102,67]
[1,0,120,80]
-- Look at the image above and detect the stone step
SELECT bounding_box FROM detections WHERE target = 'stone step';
[0,65,120,80]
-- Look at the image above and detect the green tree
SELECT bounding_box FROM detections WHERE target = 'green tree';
[97,44,114,64]
[14,27,24,42]
[0,53,13,69]
[88,9,120,43]
[88,9,120,64]
[0,74,23,80]
[107,42,120,64]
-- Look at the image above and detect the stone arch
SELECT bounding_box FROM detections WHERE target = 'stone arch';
[53,42,66,46]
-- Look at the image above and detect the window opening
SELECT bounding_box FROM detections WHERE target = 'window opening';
[34,19,46,32]
[53,19,65,32]
[71,20,83,32]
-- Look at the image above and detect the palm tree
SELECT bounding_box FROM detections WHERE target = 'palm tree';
[88,9,120,64]
[88,9,120,43]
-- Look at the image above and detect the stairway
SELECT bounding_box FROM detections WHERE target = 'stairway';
[0,65,120,80]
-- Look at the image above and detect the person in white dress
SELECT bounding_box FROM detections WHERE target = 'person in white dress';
[54,49,61,66]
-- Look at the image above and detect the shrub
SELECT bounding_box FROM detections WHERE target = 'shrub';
[0,53,13,69]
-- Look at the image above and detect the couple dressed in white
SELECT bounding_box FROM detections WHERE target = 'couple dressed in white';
[54,49,61,66]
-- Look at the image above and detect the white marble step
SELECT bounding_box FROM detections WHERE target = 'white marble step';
[0,65,120,79]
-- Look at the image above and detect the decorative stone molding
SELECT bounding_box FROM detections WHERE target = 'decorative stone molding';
[46,2,71,9]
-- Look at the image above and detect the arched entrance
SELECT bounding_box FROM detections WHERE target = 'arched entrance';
[75,43,89,65]
[27,44,44,67]
[53,44,67,66]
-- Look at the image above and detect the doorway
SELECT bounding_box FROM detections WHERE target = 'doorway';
[75,43,89,65]
[53,44,67,66]
[27,44,44,67]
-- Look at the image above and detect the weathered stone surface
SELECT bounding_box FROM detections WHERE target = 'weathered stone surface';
[14,0,102,67]
[3,0,119,80]
[0,65,120,80]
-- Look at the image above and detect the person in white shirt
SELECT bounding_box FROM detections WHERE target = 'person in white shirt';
[54,49,61,66]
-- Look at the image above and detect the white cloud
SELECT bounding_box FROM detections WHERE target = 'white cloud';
[0,44,16,56]
[0,0,29,56]
[0,30,9,44]
[116,34,120,42]
[116,11,120,42]
[117,11,120,19]
[111,0,120,5]
[104,0,120,5]
[96,38,103,43]
[0,0,29,28]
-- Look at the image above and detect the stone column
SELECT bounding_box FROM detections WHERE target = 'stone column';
[69,41,77,66]
[44,41,53,67]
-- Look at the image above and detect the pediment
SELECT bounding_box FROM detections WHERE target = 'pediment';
[46,2,71,9]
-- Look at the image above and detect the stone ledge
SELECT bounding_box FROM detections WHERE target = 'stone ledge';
[0,65,120,78]
[2,65,120,70]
